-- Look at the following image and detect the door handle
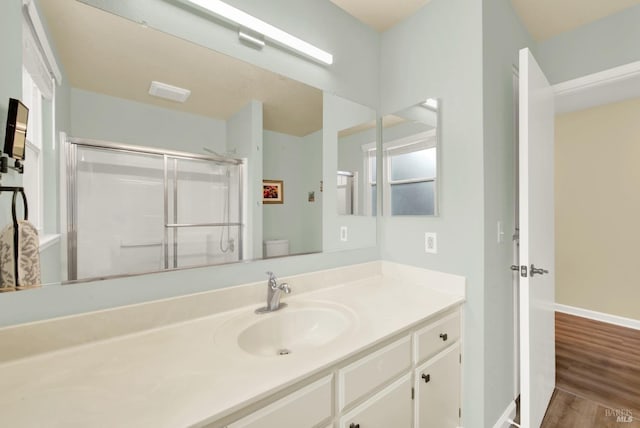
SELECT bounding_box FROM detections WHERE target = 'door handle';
[530,264,549,277]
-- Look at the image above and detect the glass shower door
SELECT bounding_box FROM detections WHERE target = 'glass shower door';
[74,146,165,280]
[165,157,242,269]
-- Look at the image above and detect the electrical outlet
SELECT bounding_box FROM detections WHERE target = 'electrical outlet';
[340,226,348,242]
[425,232,437,254]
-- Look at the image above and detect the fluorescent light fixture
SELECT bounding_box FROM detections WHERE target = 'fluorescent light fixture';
[238,29,265,49]
[176,0,333,65]
[149,81,191,103]
[422,98,439,110]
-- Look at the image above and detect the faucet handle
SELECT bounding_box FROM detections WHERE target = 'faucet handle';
[266,271,276,280]
[279,282,291,294]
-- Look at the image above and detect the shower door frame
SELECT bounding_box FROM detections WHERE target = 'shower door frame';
[65,137,244,281]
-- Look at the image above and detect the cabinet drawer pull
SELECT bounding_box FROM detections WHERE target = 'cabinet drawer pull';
[439,333,448,341]
[349,423,360,428]
[421,373,431,383]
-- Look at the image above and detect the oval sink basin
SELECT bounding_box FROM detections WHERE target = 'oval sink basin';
[217,301,358,357]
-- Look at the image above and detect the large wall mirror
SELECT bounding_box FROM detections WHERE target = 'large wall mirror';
[15,0,377,285]
[381,99,440,216]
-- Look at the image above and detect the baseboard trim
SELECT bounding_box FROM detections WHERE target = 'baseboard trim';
[492,400,517,428]
[555,304,640,331]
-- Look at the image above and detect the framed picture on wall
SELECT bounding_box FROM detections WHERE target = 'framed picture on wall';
[263,179,284,204]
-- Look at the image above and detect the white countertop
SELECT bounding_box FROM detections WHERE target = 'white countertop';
[0,264,464,427]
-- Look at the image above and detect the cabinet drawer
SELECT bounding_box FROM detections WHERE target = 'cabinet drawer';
[339,373,412,428]
[228,375,333,428]
[414,311,460,364]
[338,336,411,410]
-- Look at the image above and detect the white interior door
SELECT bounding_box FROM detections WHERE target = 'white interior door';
[518,48,556,428]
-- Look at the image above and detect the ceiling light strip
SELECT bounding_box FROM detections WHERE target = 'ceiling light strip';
[177,0,333,65]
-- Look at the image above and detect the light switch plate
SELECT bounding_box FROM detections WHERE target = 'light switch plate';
[425,232,437,254]
[340,226,348,242]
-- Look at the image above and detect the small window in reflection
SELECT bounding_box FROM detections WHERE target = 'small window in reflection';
[337,171,356,215]
[388,145,436,215]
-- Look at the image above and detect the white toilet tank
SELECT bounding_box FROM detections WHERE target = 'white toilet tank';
[264,239,289,257]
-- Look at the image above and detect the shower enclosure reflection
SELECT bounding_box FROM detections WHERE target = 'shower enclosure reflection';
[68,140,243,281]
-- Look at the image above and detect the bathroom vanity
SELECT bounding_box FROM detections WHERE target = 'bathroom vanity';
[0,262,464,427]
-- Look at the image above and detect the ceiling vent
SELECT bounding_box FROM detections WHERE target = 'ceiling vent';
[148,81,191,103]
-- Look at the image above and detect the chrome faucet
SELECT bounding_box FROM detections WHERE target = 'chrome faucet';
[255,271,291,314]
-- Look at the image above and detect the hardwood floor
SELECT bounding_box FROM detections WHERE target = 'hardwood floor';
[555,312,640,414]
[541,389,640,428]
[511,312,639,427]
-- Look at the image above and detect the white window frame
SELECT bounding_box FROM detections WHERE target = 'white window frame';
[22,2,60,246]
[361,142,377,216]
[22,69,45,233]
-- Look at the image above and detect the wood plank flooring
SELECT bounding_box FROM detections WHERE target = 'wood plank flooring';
[541,389,640,428]
[555,312,640,415]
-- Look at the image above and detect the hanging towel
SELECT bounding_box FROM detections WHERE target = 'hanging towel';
[0,220,41,291]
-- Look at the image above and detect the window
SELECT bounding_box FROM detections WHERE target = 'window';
[22,15,55,235]
[22,68,44,232]
[363,147,377,216]
[366,130,437,216]
[386,142,436,215]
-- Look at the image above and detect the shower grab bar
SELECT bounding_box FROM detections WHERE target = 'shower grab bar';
[165,222,243,228]
[120,241,163,248]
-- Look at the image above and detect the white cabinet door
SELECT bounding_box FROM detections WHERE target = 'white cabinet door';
[340,374,412,428]
[415,343,460,428]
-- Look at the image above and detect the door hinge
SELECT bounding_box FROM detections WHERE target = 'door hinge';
[411,387,415,400]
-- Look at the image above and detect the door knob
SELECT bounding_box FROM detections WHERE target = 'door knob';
[530,264,549,277]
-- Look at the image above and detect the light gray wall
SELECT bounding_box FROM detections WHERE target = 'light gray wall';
[0,0,24,206]
[263,129,322,255]
[227,100,263,260]
[70,88,227,154]
[482,0,533,425]
[380,0,485,424]
[537,4,640,84]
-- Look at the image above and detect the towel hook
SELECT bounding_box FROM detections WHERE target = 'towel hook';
[11,188,28,226]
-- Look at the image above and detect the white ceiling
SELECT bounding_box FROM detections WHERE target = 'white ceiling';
[39,0,323,137]
[510,0,640,41]
[330,0,640,40]
[329,0,431,32]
